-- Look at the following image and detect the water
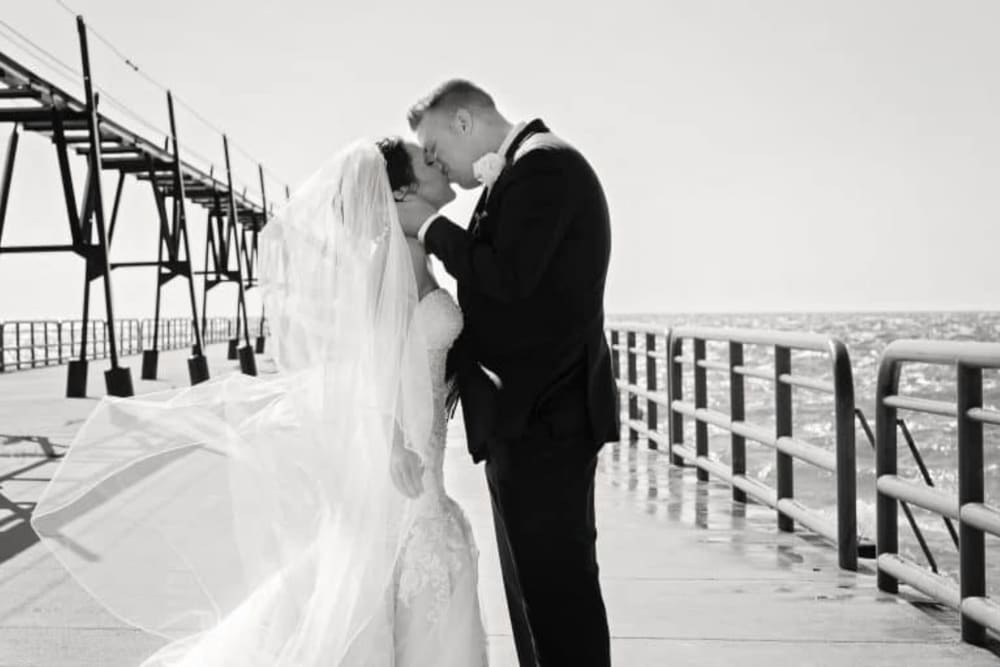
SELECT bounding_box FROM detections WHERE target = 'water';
[616,311,1000,594]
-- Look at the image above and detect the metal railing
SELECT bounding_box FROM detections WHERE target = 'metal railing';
[609,324,861,571]
[875,340,1000,646]
[0,317,267,373]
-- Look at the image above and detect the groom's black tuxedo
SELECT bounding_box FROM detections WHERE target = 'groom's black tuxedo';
[424,119,620,462]
[423,119,617,667]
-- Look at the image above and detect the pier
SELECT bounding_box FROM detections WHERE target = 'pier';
[1,339,998,665]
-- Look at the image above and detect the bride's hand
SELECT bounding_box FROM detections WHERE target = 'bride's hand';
[390,444,425,498]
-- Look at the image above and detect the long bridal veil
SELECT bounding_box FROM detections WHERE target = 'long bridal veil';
[30,141,434,666]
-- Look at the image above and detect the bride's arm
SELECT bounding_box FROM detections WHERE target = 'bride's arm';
[389,417,424,498]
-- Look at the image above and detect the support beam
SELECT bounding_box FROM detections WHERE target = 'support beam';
[76,16,132,397]
[166,90,208,384]
[107,172,125,246]
[254,163,268,353]
[222,134,255,376]
[0,124,20,245]
[51,115,83,248]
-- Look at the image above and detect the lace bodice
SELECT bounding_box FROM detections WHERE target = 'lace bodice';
[416,287,464,353]
[410,287,464,494]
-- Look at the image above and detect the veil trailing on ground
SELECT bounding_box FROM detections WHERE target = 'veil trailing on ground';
[30,141,433,666]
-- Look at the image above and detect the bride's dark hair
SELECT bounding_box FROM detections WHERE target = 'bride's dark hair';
[376,137,416,199]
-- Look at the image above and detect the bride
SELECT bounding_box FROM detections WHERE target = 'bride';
[30,138,489,666]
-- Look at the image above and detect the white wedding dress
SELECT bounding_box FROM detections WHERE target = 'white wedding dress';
[31,142,488,666]
[390,287,488,667]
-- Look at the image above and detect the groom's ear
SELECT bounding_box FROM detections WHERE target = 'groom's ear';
[452,108,473,136]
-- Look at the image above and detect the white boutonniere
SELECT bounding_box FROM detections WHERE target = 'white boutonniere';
[472,152,506,190]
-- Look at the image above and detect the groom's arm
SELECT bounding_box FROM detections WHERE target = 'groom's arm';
[423,151,572,304]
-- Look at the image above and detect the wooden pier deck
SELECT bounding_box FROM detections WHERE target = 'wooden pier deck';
[0,345,996,666]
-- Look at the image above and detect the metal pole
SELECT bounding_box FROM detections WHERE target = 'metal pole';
[646,332,658,450]
[730,341,746,503]
[107,172,124,245]
[167,92,205,358]
[200,208,213,344]
[51,115,83,248]
[255,163,268,352]
[694,338,708,481]
[898,419,960,549]
[222,134,256,375]
[775,345,794,532]
[831,339,858,571]
[627,331,638,442]
[0,124,20,244]
[142,174,166,381]
[76,16,132,396]
[610,329,621,419]
[668,334,684,466]
[957,362,985,645]
[875,357,900,594]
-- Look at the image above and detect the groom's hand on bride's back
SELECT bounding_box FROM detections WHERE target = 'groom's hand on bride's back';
[395,196,438,238]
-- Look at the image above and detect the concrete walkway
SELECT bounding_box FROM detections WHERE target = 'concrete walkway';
[0,345,996,666]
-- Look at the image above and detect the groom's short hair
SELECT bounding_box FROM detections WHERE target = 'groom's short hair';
[407,79,496,130]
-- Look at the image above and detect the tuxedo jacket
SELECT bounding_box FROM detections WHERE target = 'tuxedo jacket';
[423,119,620,462]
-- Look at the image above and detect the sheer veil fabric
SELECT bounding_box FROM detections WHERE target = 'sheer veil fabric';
[30,141,435,666]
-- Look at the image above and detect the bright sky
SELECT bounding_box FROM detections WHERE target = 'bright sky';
[1,0,998,322]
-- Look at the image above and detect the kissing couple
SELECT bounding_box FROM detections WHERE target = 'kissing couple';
[32,79,619,667]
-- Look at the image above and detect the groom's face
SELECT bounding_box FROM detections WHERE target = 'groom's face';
[415,110,479,190]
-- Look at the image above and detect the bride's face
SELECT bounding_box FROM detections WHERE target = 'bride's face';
[405,142,455,209]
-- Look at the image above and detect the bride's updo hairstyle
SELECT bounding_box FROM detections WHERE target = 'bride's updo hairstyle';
[376,137,416,201]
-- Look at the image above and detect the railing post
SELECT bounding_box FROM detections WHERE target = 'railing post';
[958,362,986,645]
[875,356,900,594]
[775,345,794,532]
[831,340,858,571]
[668,334,684,466]
[0,322,5,373]
[29,322,36,369]
[694,337,708,481]
[627,330,638,443]
[646,332,659,450]
[729,341,746,502]
[610,329,621,424]
[15,322,21,370]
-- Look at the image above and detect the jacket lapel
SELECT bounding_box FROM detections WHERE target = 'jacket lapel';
[468,118,549,237]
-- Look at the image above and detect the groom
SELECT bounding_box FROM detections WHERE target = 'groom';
[396,79,619,667]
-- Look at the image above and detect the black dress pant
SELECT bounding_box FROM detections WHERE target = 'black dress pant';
[485,422,610,667]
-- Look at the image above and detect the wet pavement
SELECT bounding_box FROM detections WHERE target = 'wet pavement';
[0,345,997,665]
